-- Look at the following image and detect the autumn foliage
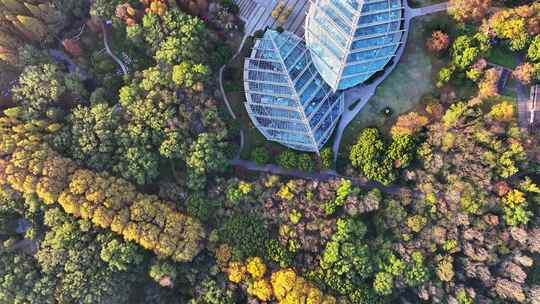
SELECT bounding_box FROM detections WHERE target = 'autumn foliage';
[0,117,205,262]
[512,63,534,85]
[391,112,429,137]
[448,0,492,23]
[478,68,500,99]
[426,31,450,54]
[227,258,336,304]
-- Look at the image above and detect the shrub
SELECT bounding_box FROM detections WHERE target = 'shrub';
[251,147,271,165]
[297,153,315,172]
[277,150,297,169]
[319,148,334,170]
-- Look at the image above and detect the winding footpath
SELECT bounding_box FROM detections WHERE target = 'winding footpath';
[101,22,128,76]
[230,158,410,195]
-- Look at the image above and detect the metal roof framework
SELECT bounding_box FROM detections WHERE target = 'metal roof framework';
[306,0,405,91]
[244,30,345,153]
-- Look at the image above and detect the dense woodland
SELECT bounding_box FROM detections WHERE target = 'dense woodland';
[0,0,539,303]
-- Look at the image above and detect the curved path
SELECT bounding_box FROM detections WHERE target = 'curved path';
[49,49,90,79]
[331,1,449,159]
[219,34,250,159]
[101,22,128,76]
[218,34,249,120]
[230,158,410,195]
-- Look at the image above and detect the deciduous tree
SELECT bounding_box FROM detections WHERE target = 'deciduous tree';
[448,0,492,23]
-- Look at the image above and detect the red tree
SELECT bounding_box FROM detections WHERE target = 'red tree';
[426,31,450,53]
[62,39,82,57]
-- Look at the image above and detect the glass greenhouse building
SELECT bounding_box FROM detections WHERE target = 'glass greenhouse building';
[243,30,344,152]
[305,0,405,91]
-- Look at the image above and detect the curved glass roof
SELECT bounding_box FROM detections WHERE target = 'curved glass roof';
[305,0,405,91]
[244,30,344,152]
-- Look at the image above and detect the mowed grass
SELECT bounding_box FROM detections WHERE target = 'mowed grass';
[486,46,520,69]
[339,13,450,152]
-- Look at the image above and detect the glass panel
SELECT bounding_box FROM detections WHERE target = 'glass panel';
[249,104,302,120]
[255,116,308,132]
[249,93,297,107]
[248,59,283,72]
[343,58,389,76]
[248,70,288,84]
[338,74,371,90]
[248,82,293,96]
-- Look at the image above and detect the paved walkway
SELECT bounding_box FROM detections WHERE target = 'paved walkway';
[235,0,309,36]
[332,1,449,159]
[102,22,128,76]
[514,54,539,132]
[230,159,409,195]
[525,85,539,130]
[516,79,530,130]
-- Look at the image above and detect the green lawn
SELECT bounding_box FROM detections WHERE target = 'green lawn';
[486,46,520,69]
[339,13,451,154]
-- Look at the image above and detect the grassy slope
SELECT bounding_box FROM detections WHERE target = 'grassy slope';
[339,13,450,152]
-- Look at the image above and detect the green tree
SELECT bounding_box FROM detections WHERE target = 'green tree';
[135,9,209,65]
[219,214,269,260]
[187,133,229,175]
[451,36,480,70]
[67,103,120,171]
[277,150,297,169]
[189,279,235,304]
[528,35,540,62]
[0,244,55,303]
[251,147,271,165]
[36,208,144,304]
[373,272,394,296]
[349,128,395,185]
[12,64,67,120]
[386,134,415,169]
[404,252,430,287]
